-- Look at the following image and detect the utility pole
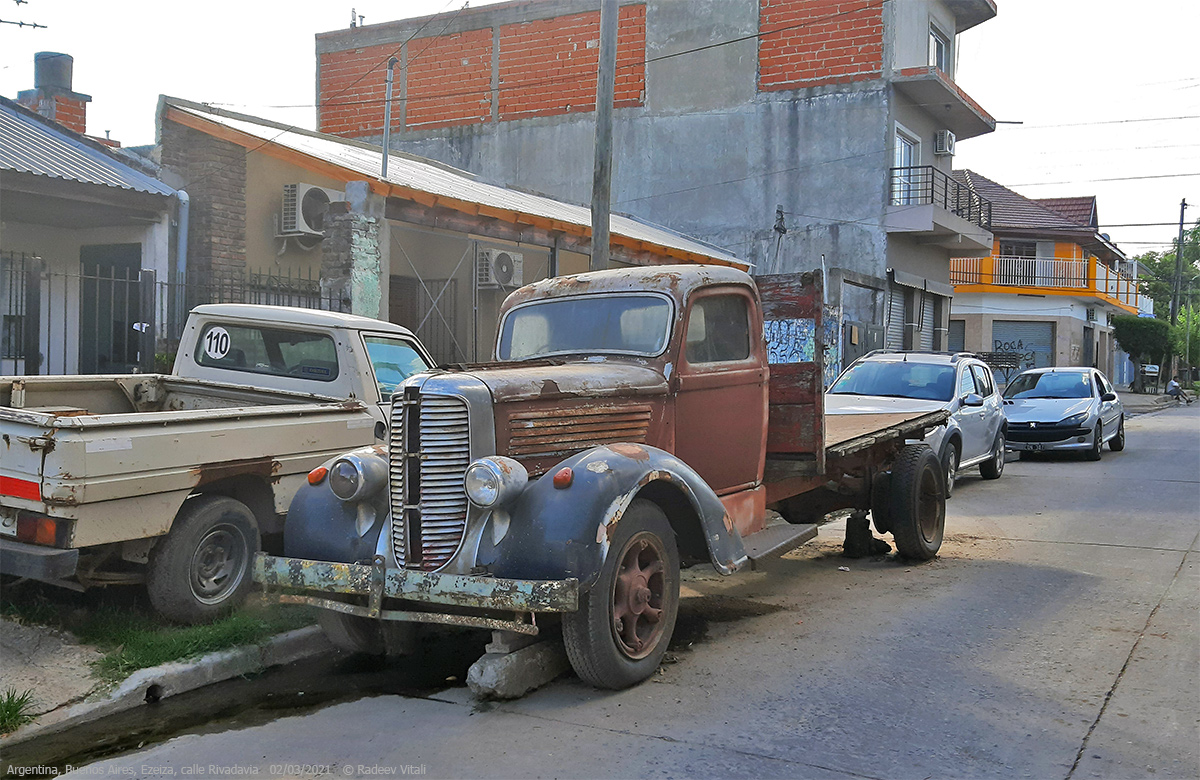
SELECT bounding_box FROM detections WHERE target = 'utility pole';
[1169,198,1189,382]
[381,57,399,178]
[590,0,618,271]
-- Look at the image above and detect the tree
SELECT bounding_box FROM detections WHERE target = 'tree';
[1135,220,1200,320]
[1172,303,1200,378]
[1111,315,1170,392]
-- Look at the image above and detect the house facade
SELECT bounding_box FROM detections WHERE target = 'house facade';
[155,97,745,366]
[314,0,998,378]
[948,171,1142,383]
[0,94,177,376]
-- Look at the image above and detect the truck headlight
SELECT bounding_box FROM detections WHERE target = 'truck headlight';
[464,456,528,508]
[1059,412,1089,427]
[328,452,387,502]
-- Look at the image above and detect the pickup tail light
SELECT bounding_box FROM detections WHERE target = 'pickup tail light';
[16,514,65,547]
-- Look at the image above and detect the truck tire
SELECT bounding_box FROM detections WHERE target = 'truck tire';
[979,430,1006,480]
[563,500,679,689]
[888,444,945,561]
[318,611,385,655]
[147,495,259,624]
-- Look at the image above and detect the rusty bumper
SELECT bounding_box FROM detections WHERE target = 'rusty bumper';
[254,553,579,635]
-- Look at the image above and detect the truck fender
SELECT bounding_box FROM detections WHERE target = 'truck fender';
[478,443,747,590]
[282,447,389,565]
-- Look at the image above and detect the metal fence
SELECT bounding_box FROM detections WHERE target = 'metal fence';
[1,252,348,376]
[890,165,993,230]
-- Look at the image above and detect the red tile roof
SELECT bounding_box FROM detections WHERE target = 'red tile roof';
[1035,196,1097,229]
[953,170,1088,233]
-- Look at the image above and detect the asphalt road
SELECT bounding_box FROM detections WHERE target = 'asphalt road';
[68,406,1199,780]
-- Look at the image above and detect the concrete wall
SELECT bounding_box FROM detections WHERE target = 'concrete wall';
[244,154,348,275]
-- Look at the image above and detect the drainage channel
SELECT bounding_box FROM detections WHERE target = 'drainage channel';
[2,629,492,778]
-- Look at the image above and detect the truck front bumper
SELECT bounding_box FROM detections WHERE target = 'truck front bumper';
[254,553,579,636]
[0,538,79,582]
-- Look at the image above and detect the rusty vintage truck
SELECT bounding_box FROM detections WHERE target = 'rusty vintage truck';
[1,304,432,623]
[256,266,949,689]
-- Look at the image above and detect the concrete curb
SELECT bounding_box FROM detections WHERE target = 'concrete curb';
[0,625,333,749]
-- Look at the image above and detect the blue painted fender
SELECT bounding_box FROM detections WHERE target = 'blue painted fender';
[283,449,389,565]
[475,443,748,589]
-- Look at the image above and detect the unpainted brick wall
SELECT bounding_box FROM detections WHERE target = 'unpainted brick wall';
[159,120,247,281]
[52,95,87,134]
[758,0,884,91]
[317,3,646,136]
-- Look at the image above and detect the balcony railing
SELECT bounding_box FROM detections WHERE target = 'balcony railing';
[890,166,992,230]
[951,255,1141,311]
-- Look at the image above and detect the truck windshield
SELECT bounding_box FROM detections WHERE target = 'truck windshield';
[829,361,956,402]
[497,294,672,360]
[363,336,431,401]
[194,324,339,382]
[1003,372,1093,399]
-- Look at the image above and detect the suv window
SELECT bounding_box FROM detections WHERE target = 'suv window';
[957,369,977,398]
[830,360,957,402]
[195,323,338,382]
[969,364,994,397]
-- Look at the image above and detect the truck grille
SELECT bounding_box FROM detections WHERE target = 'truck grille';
[390,390,471,571]
[506,404,653,460]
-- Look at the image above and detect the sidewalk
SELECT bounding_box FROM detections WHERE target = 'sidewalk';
[1118,387,1188,416]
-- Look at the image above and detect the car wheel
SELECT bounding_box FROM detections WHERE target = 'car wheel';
[563,500,680,689]
[1109,415,1126,452]
[889,444,945,561]
[980,430,1005,480]
[942,440,960,498]
[1086,421,1103,461]
[147,495,259,624]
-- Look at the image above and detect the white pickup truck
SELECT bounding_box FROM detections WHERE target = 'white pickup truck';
[0,304,432,623]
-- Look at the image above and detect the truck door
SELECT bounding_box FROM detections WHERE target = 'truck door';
[673,288,767,493]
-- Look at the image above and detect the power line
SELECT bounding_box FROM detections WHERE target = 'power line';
[1007,115,1200,131]
[1010,172,1200,187]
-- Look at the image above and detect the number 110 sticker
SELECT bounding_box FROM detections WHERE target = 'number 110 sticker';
[204,326,231,360]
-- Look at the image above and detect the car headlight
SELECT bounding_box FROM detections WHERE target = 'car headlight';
[464,456,528,508]
[1059,412,1089,427]
[328,452,387,502]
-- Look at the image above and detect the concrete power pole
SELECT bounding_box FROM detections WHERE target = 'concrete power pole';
[1169,199,1189,381]
[590,0,618,272]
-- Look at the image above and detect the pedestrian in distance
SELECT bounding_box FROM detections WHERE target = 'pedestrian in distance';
[1165,376,1193,405]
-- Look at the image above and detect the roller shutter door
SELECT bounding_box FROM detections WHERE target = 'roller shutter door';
[886,286,906,349]
[948,320,965,352]
[918,293,936,350]
[992,321,1053,370]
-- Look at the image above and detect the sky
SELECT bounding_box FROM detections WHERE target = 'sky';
[1,0,1197,256]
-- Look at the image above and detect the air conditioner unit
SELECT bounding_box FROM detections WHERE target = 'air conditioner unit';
[934,129,956,156]
[477,248,524,288]
[280,183,344,236]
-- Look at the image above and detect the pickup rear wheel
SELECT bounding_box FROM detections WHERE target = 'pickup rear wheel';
[563,500,679,689]
[888,444,945,561]
[147,495,259,624]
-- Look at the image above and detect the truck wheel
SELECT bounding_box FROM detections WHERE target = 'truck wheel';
[1109,416,1126,451]
[563,500,680,689]
[888,444,945,561]
[147,495,259,624]
[979,430,1006,480]
[318,611,384,655]
[942,439,960,498]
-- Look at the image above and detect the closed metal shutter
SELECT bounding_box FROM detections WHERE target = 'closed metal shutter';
[918,293,936,350]
[992,321,1054,369]
[886,285,906,349]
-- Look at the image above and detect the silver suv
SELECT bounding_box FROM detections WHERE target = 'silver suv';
[826,351,1008,496]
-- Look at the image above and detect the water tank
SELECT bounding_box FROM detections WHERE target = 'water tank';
[34,52,74,92]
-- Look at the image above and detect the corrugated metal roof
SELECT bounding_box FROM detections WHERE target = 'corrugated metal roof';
[167,100,744,268]
[0,98,175,197]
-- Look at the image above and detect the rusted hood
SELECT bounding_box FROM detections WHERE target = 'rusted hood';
[463,362,668,403]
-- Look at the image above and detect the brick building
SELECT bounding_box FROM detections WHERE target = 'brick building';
[314,0,999,378]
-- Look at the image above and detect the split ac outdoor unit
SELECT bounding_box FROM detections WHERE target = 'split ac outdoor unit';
[280,183,344,236]
[934,130,956,156]
[478,248,524,288]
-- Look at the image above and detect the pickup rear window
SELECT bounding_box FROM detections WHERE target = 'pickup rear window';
[195,324,339,382]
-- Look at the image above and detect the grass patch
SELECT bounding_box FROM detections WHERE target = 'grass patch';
[1,582,315,685]
[0,687,36,733]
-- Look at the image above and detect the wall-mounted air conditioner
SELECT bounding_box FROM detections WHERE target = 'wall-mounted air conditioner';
[934,130,956,156]
[280,183,344,236]
[477,248,524,288]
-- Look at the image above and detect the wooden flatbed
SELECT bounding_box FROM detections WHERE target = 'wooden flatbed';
[823,409,950,458]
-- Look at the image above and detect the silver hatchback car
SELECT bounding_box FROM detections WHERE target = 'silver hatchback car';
[1003,367,1126,460]
[827,351,1008,496]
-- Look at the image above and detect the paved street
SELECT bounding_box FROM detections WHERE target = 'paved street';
[69,406,1199,780]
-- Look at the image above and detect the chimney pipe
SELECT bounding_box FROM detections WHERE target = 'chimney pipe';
[34,52,74,93]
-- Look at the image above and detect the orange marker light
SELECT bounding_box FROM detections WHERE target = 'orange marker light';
[552,467,574,489]
[307,466,328,485]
